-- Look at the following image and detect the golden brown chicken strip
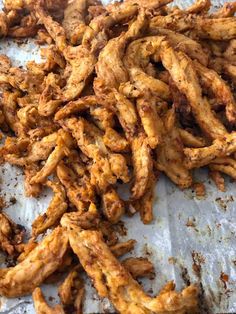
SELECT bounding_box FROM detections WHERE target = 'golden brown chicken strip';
[30,130,74,184]
[62,0,88,45]
[122,257,154,279]
[103,127,129,153]
[57,161,95,211]
[148,28,209,66]
[0,213,25,256]
[178,129,206,148]
[24,165,43,197]
[58,267,84,314]
[102,187,125,223]
[156,109,192,189]
[61,219,198,314]
[33,287,65,314]
[186,0,211,14]
[184,132,236,168]
[194,60,236,124]
[124,36,170,101]
[32,181,67,236]
[96,9,146,90]
[0,227,68,297]
[160,41,227,139]
[131,132,153,200]
[110,239,136,257]
[137,95,164,149]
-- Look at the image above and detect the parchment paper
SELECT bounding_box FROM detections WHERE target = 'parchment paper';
[0,0,235,313]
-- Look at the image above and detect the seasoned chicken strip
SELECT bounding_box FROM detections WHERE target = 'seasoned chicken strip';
[160,41,227,139]
[0,227,68,297]
[184,132,236,168]
[156,109,192,189]
[61,219,198,314]
[32,181,67,236]
[131,132,153,199]
[194,60,236,124]
[33,287,65,314]
[96,9,147,89]
[102,187,125,223]
[210,1,236,18]
[57,161,95,211]
[122,257,154,279]
[148,28,209,66]
[62,0,88,45]
[124,36,170,101]
[137,95,164,149]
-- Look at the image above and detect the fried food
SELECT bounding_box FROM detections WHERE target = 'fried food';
[61,218,198,314]
[0,227,68,297]
[0,213,25,256]
[33,287,65,314]
[5,0,236,309]
[122,257,155,279]
[184,132,236,169]
[58,267,84,314]
[32,181,67,236]
[131,132,153,199]
[156,109,192,189]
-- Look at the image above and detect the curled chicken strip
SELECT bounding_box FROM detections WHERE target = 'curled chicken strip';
[61,218,198,314]
[124,36,170,101]
[33,287,65,314]
[179,129,206,148]
[24,165,43,198]
[110,239,136,257]
[148,28,209,66]
[160,41,227,139]
[194,60,236,124]
[96,9,147,89]
[156,109,192,189]
[103,127,129,153]
[184,132,236,169]
[0,227,68,297]
[57,161,96,211]
[32,181,67,236]
[131,132,153,199]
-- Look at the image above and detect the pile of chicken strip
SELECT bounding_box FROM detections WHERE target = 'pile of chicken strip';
[1,0,236,312]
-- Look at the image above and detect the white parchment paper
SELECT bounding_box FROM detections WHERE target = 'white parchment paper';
[0,1,236,313]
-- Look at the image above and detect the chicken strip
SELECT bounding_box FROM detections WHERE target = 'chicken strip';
[110,239,136,257]
[0,227,68,297]
[0,213,25,256]
[102,187,125,223]
[124,36,170,101]
[33,287,65,314]
[30,130,74,184]
[61,219,198,314]
[156,109,192,189]
[62,0,88,45]
[131,132,153,199]
[210,1,236,18]
[96,9,147,89]
[137,95,164,149]
[194,60,236,124]
[160,41,227,139]
[122,257,154,279]
[32,181,67,236]
[184,132,236,168]
[57,160,95,211]
[148,28,209,66]
[58,267,84,314]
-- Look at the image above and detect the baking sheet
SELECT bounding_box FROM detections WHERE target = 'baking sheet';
[0,0,236,313]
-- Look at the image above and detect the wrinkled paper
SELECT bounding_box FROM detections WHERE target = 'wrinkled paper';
[0,0,235,313]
